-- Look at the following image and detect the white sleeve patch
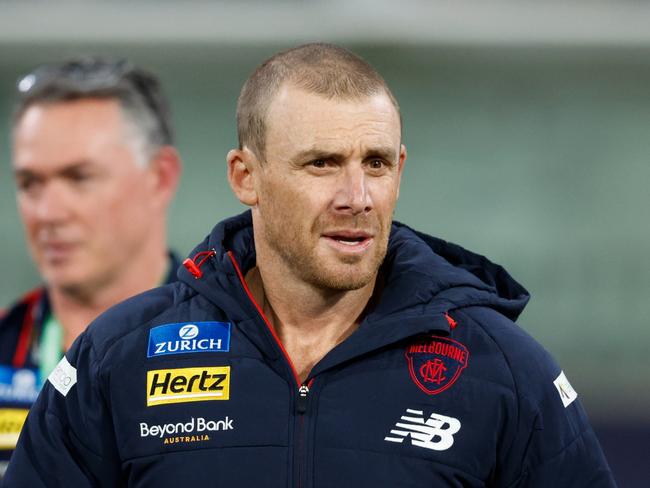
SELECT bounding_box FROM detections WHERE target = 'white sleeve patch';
[553,370,578,408]
[48,356,77,397]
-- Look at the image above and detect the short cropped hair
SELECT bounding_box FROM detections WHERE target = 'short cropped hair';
[13,57,173,165]
[237,43,401,161]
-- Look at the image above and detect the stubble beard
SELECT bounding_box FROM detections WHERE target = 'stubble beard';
[262,212,391,292]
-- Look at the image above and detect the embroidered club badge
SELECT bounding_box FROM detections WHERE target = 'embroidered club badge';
[405,337,469,395]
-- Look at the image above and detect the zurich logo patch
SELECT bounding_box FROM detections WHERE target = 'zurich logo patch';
[147,321,231,358]
[405,336,469,395]
[0,366,42,403]
[179,324,199,340]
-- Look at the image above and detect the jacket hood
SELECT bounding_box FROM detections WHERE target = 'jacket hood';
[178,210,529,324]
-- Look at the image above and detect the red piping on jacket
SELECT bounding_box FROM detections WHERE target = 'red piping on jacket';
[227,251,302,387]
[13,289,42,368]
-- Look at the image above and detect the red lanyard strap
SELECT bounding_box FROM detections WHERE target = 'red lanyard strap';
[12,289,43,368]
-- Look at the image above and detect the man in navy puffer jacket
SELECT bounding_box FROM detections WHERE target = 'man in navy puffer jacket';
[4,43,615,487]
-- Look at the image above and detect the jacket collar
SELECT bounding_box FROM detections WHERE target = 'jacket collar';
[178,211,530,377]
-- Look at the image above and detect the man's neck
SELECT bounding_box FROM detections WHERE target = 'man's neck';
[245,265,375,384]
[49,248,169,350]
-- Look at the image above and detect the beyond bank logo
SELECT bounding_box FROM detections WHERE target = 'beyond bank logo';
[147,321,231,358]
[139,415,234,446]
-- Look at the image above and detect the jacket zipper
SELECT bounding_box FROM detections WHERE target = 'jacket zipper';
[295,383,310,488]
[228,251,313,488]
[297,384,310,414]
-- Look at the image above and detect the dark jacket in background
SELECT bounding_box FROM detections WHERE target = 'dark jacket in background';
[0,254,180,474]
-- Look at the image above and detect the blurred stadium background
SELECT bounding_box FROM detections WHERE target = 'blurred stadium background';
[1,1,648,485]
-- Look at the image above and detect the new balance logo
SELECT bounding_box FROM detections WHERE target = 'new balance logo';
[384,408,461,451]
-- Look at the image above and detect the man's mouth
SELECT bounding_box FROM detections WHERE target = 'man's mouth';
[336,237,365,246]
[322,231,374,252]
[40,241,77,261]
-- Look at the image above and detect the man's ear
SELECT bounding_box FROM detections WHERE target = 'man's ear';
[396,144,407,200]
[227,147,259,206]
[147,145,182,209]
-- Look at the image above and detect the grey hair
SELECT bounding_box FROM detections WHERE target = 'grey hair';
[13,57,173,166]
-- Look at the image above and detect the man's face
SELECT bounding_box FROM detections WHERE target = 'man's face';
[252,85,406,291]
[13,98,159,296]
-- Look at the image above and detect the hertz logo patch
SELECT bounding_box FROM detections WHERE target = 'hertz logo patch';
[0,408,29,449]
[146,366,230,407]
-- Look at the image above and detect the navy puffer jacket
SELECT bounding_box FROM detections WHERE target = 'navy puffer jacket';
[4,211,615,487]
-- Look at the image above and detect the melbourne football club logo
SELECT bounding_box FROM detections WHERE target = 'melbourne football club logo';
[405,336,469,395]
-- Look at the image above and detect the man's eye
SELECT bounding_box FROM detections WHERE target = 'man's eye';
[17,179,31,191]
[310,159,327,168]
[369,159,385,170]
[16,178,39,192]
[67,172,93,183]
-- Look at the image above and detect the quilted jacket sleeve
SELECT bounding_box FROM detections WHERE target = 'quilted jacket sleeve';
[507,357,616,486]
[500,374,616,488]
[463,307,617,488]
[510,423,616,487]
[2,331,121,487]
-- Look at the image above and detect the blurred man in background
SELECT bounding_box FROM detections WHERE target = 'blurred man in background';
[0,58,182,474]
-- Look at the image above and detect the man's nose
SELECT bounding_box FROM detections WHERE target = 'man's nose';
[33,181,72,223]
[333,165,372,215]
